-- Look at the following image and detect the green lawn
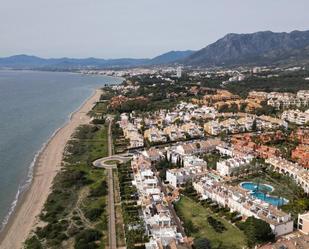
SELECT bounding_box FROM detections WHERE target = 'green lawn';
[175,196,247,249]
[104,159,120,165]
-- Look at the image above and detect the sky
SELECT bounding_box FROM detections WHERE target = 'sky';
[1,0,309,59]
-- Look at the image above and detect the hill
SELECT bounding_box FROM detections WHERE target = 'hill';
[0,50,194,69]
[149,50,194,65]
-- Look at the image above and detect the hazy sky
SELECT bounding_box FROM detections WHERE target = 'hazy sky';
[1,0,309,58]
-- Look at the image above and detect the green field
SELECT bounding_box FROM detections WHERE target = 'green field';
[175,196,247,249]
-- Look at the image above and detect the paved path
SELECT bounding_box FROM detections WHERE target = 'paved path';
[106,119,117,249]
[93,154,133,169]
[93,119,132,249]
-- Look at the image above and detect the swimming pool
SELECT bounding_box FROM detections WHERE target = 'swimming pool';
[240,182,287,207]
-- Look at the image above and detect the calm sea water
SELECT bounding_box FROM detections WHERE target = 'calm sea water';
[0,70,122,228]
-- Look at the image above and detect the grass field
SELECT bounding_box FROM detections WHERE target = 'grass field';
[175,196,247,249]
[104,160,120,165]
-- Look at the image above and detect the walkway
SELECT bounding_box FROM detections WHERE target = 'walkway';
[107,119,116,249]
[93,119,132,249]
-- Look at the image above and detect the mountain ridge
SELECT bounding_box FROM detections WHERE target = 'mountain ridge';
[184,30,309,66]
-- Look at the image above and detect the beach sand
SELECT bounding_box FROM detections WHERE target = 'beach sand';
[0,89,101,249]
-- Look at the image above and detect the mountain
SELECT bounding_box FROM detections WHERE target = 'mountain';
[0,50,194,70]
[149,50,194,65]
[184,30,309,67]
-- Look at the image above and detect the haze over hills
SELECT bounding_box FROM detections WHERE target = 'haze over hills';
[1,30,309,69]
[0,51,193,70]
[0,55,149,69]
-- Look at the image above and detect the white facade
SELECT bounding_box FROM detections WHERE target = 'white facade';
[216,156,252,177]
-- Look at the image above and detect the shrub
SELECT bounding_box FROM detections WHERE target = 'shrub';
[194,238,211,249]
[89,180,108,197]
[237,216,274,247]
[207,216,226,233]
[24,235,43,249]
[84,207,104,221]
[75,229,102,249]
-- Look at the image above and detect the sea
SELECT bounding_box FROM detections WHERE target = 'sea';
[0,70,122,230]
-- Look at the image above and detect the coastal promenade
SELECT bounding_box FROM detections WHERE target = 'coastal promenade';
[107,119,117,249]
[93,119,132,249]
[0,90,102,249]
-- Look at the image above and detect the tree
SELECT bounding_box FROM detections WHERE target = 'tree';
[237,217,274,247]
[24,235,43,249]
[194,238,211,249]
[75,229,102,249]
[252,119,257,132]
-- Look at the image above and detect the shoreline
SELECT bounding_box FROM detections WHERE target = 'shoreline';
[0,88,102,249]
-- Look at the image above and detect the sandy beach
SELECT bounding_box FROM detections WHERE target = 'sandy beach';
[0,89,102,249]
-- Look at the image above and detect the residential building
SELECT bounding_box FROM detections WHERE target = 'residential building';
[281,109,309,125]
[144,127,167,143]
[216,156,253,177]
[194,177,294,237]
[298,212,309,234]
[266,157,309,194]
[166,165,207,188]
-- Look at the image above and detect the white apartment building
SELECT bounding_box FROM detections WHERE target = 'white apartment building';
[281,109,309,125]
[216,156,253,177]
[166,165,207,188]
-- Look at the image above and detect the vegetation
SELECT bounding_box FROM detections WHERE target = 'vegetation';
[118,162,148,249]
[174,196,246,249]
[28,124,109,248]
[194,238,211,249]
[203,153,225,170]
[24,235,43,249]
[226,70,309,97]
[207,216,226,233]
[237,217,274,247]
[74,229,102,249]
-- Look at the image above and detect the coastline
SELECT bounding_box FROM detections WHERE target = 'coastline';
[0,88,102,249]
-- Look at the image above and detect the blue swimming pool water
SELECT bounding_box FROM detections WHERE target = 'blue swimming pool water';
[240,182,287,207]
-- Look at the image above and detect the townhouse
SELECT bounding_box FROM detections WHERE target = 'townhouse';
[265,157,309,194]
[216,156,253,177]
[180,122,204,138]
[144,127,167,143]
[281,109,309,125]
[163,125,186,141]
[166,165,207,188]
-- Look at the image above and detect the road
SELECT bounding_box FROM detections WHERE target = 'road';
[107,119,116,249]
